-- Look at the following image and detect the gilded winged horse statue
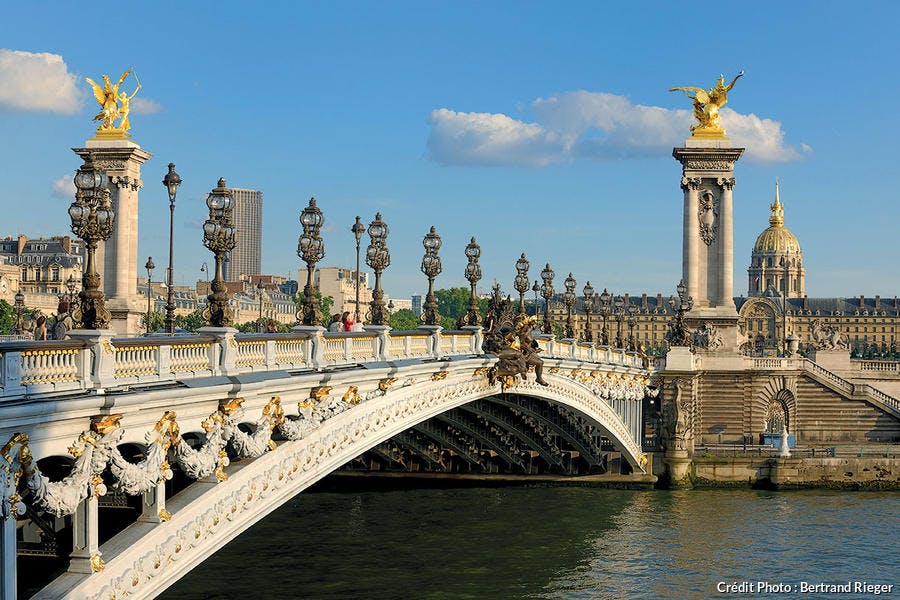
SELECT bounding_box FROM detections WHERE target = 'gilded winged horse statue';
[85,69,141,135]
[670,71,743,137]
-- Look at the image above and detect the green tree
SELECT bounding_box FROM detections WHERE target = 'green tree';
[140,311,165,334]
[235,321,262,333]
[433,288,489,323]
[0,300,16,335]
[175,309,207,332]
[389,308,420,330]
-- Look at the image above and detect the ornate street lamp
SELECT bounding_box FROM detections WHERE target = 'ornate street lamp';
[514,253,530,316]
[162,163,182,334]
[144,257,155,335]
[351,216,366,324]
[540,263,555,334]
[201,178,236,328]
[257,281,265,333]
[627,304,638,351]
[532,280,540,317]
[563,273,576,339]
[13,289,25,336]
[297,197,325,326]
[598,288,611,345]
[613,295,625,348]
[464,237,482,326]
[666,279,694,347]
[420,226,442,326]
[582,281,594,342]
[365,213,391,326]
[65,273,77,307]
[68,155,115,329]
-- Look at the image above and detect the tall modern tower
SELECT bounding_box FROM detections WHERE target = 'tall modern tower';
[224,187,262,282]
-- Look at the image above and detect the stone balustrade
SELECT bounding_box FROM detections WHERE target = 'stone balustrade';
[0,326,486,400]
[0,327,654,400]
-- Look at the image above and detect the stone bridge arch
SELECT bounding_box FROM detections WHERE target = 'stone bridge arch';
[34,368,646,599]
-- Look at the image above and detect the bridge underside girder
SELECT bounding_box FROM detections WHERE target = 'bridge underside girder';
[345,394,617,477]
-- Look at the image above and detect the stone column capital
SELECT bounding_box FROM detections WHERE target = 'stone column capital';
[680,176,702,191]
[716,177,736,190]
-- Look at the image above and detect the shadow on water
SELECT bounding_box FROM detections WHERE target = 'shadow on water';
[160,486,635,600]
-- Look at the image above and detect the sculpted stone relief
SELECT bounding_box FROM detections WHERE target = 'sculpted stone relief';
[697,190,718,246]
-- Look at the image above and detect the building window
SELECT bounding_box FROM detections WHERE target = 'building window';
[51,267,60,281]
[21,268,27,282]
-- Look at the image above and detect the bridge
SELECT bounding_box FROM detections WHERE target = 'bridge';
[0,325,653,599]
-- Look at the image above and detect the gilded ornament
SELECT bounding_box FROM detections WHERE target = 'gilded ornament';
[670,71,743,138]
[90,553,106,573]
[378,378,397,392]
[310,386,332,402]
[342,386,361,405]
[91,414,123,435]
[218,397,244,415]
[158,508,172,522]
[262,397,285,430]
[432,371,448,381]
[473,367,489,376]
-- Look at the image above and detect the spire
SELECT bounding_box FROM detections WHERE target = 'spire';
[769,178,784,227]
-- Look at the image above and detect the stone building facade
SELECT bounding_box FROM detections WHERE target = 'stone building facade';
[550,186,899,356]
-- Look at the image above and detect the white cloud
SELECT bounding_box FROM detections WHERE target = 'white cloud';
[131,97,162,114]
[51,175,75,199]
[0,49,82,114]
[801,142,813,153]
[428,91,802,166]
[427,108,569,167]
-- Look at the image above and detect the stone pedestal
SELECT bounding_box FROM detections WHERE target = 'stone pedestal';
[198,327,239,375]
[663,450,693,489]
[73,139,152,335]
[665,346,695,371]
[674,138,744,353]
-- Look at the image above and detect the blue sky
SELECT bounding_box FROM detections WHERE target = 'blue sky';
[1,1,899,300]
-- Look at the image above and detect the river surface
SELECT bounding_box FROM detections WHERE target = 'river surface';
[161,486,898,599]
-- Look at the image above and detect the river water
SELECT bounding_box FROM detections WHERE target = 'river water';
[161,486,898,599]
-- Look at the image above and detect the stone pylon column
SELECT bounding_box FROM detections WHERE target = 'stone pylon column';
[73,139,152,335]
[673,139,743,354]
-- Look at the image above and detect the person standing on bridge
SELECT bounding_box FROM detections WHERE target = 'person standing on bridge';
[342,311,353,332]
[328,314,344,332]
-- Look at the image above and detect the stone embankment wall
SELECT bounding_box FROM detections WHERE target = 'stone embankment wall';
[689,456,898,489]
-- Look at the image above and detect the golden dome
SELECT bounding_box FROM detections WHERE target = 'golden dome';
[752,180,801,254]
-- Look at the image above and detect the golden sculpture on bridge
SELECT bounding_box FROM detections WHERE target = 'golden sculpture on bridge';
[85,69,142,137]
[670,71,743,139]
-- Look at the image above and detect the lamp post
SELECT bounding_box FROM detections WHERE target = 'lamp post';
[532,280,540,318]
[464,237,482,326]
[144,257,155,335]
[598,288,611,345]
[297,197,325,326]
[162,163,182,334]
[421,226,442,326]
[540,263,555,334]
[514,253,530,316]
[627,304,638,351]
[351,216,365,324]
[201,178,236,328]
[13,289,25,335]
[666,279,694,347]
[365,213,391,326]
[563,273,576,339]
[68,155,115,329]
[65,273,77,306]
[257,282,265,332]
[582,281,594,342]
[613,295,625,348]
